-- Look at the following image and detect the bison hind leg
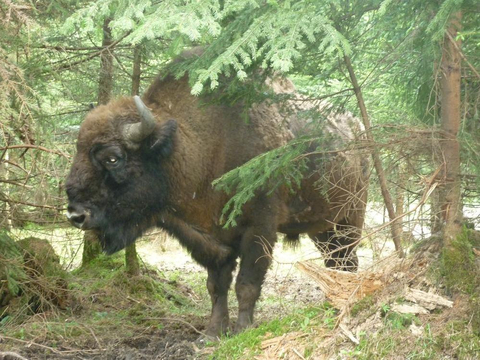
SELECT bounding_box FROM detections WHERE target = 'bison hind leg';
[310,221,360,272]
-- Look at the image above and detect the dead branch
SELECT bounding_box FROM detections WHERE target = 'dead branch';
[0,144,70,159]
[1,196,64,210]
[0,336,106,355]
[405,288,453,310]
[0,352,29,360]
[446,31,480,81]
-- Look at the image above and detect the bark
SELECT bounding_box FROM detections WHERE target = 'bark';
[439,12,463,246]
[131,45,141,97]
[82,18,115,267]
[81,230,102,265]
[125,242,140,276]
[344,55,404,257]
[124,44,143,276]
[395,165,406,226]
[97,18,114,105]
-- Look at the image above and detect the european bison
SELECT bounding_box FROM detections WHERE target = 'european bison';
[66,56,368,337]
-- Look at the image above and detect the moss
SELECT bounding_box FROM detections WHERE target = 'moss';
[351,295,375,317]
[440,228,478,294]
[440,227,480,334]
[73,252,125,276]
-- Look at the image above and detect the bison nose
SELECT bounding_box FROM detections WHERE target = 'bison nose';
[66,205,90,229]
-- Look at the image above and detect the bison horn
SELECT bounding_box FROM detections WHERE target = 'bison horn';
[123,96,157,143]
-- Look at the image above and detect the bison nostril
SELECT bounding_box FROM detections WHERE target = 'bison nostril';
[71,214,86,225]
[66,207,89,229]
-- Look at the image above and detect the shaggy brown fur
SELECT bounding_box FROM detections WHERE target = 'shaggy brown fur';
[66,65,368,337]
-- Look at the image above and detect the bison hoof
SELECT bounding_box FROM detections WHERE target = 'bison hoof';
[196,333,221,345]
[234,315,255,334]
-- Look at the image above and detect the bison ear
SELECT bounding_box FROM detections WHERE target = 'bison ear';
[143,119,177,158]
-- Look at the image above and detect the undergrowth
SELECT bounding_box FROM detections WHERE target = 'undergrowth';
[340,228,480,360]
[1,251,199,347]
[208,303,335,359]
[2,229,480,359]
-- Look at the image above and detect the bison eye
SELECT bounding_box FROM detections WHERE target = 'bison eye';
[105,157,118,165]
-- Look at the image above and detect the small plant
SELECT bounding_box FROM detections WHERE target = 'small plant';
[380,303,390,315]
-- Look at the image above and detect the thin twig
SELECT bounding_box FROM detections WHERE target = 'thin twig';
[0,336,106,354]
[0,144,70,159]
[292,348,307,360]
[2,196,63,210]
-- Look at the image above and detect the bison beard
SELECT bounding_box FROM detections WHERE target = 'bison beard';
[65,62,368,338]
[97,213,151,255]
[98,169,170,254]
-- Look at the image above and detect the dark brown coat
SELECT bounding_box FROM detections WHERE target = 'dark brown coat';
[66,71,368,337]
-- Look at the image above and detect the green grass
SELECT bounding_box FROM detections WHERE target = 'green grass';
[208,303,334,359]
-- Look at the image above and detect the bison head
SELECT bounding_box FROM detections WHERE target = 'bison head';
[65,96,177,254]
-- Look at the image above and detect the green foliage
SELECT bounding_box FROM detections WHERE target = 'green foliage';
[0,231,26,295]
[213,136,312,227]
[183,0,352,94]
[384,311,418,330]
[426,0,464,40]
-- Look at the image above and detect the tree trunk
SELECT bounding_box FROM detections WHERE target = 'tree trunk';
[125,241,140,276]
[131,45,141,96]
[97,18,114,106]
[439,12,463,246]
[82,230,102,265]
[124,44,143,276]
[395,165,406,225]
[82,18,115,267]
[344,55,404,257]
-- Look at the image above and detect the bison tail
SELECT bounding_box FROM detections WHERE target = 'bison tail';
[282,233,301,249]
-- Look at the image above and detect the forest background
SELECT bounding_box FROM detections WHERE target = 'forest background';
[1,0,480,359]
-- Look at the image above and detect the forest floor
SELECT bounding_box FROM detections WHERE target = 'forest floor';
[1,229,479,359]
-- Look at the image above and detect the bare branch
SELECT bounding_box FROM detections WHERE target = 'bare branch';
[0,144,71,159]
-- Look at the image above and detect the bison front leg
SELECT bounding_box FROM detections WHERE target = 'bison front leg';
[205,260,237,337]
[234,227,276,333]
